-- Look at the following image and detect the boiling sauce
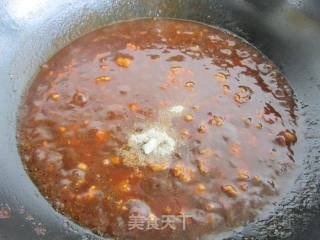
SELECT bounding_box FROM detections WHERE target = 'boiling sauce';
[18,19,299,239]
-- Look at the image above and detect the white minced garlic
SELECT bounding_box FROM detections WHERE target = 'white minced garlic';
[168,105,184,114]
[121,127,176,167]
[120,106,184,168]
[129,128,176,156]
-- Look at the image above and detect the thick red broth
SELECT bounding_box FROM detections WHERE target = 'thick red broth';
[18,19,299,239]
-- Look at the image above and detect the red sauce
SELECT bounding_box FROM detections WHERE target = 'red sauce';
[18,19,298,239]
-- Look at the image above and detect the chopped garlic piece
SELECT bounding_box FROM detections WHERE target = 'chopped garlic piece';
[169,105,184,114]
[143,138,159,155]
[129,127,175,156]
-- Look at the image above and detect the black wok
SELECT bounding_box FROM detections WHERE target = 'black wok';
[0,0,320,239]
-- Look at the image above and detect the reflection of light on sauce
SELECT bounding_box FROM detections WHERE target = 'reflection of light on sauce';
[7,0,50,20]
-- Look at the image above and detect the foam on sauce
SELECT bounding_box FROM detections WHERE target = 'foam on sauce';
[18,19,299,239]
